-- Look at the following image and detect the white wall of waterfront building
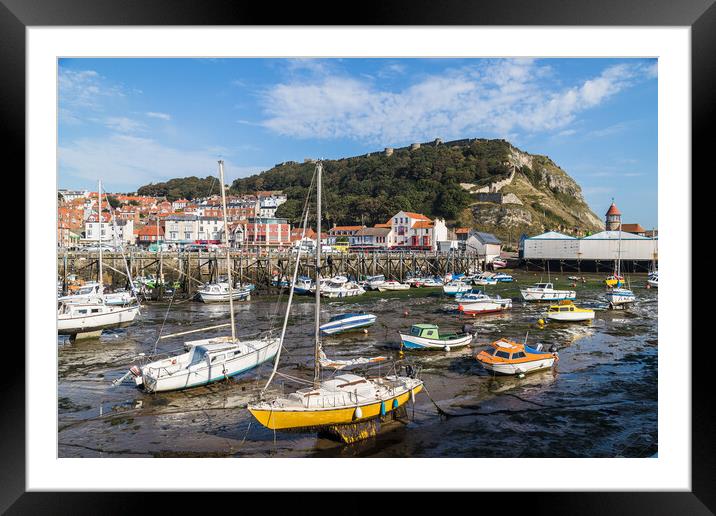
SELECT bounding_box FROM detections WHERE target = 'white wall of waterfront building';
[523,230,657,261]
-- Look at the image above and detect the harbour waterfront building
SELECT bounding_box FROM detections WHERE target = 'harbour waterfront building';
[521,230,657,272]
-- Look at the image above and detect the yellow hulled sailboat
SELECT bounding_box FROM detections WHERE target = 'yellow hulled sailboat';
[247,162,423,439]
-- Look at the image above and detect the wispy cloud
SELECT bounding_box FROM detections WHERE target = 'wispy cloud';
[59,68,126,114]
[59,134,267,189]
[104,116,146,133]
[259,59,656,145]
[146,111,172,121]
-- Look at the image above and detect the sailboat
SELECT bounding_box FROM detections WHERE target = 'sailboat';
[605,223,636,308]
[123,161,280,392]
[57,181,141,340]
[248,162,423,440]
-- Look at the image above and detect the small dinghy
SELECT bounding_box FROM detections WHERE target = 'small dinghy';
[320,313,377,335]
[363,274,386,290]
[545,300,595,322]
[398,323,473,351]
[377,280,410,291]
[476,338,558,375]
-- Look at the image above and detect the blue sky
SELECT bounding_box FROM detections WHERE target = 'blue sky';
[58,57,658,228]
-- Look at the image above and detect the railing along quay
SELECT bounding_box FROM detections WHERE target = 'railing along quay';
[57,248,488,298]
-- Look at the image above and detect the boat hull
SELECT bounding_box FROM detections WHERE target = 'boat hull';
[399,332,473,350]
[141,338,280,393]
[320,315,377,335]
[57,304,140,335]
[478,357,555,375]
[459,301,512,315]
[198,290,250,303]
[248,383,423,430]
[546,312,595,322]
[520,290,576,302]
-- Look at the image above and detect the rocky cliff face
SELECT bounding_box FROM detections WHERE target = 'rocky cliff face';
[464,145,603,244]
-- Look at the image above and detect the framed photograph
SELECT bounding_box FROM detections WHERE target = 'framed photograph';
[6,0,708,512]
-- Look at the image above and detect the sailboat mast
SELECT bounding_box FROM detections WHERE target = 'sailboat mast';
[98,180,103,290]
[218,160,236,342]
[617,222,622,277]
[314,161,322,388]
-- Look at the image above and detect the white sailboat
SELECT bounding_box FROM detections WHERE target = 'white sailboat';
[124,161,280,392]
[248,162,423,442]
[57,181,140,340]
[605,223,636,308]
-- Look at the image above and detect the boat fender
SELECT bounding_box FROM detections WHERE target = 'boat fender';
[392,398,399,410]
[354,406,362,420]
[380,401,386,416]
[444,345,451,352]
[410,389,415,404]
[171,359,177,365]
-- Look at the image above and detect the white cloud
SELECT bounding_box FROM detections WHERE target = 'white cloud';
[104,116,146,133]
[59,134,267,190]
[259,59,655,145]
[59,68,125,112]
[146,111,172,121]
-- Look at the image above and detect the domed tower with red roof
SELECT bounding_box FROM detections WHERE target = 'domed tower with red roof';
[605,199,622,231]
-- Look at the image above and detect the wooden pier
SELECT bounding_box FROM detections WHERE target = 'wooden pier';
[57,250,486,298]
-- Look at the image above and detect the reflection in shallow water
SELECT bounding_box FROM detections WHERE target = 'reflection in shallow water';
[58,271,657,458]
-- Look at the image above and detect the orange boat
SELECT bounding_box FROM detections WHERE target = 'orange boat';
[476,338,558,375]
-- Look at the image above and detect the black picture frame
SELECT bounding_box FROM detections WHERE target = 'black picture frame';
[4,0,708,513]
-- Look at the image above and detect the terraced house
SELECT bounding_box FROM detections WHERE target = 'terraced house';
[388,211,447,251]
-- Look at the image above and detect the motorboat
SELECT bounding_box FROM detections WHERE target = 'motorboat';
[377,280,410,292]
[492,272,513,283]
[457,291,512,315]
[58,299,140,339]
[320,313,377,335]
[605,287,636,308]
[198,282,251,303]
[472,273,498,286]
[363,275,386,290]
[293,275,314,295]
[398,323,473,351]
[271,275,290,288]
[491,258,507,269]
[520,282,576,302]
[545,300,595,322]
[475,338,558,375]
[647,271,658,288]
[442,280,471,296]
[321,277,366,298]
[421,277,444,288]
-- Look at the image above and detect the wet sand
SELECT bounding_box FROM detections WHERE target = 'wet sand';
[58,271,657,458]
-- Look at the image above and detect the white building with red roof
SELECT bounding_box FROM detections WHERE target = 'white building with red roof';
[388,211,447,250]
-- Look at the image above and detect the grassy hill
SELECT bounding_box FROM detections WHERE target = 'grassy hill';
[141,138,602,242]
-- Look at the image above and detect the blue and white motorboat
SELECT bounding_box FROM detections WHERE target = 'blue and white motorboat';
[293,276,313,295]
[319,313,377,335]
[605,287,636,308]
[493,272,513,283]
[398,324,473,351]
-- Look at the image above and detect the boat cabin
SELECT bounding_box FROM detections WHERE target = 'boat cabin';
[410,324,441,339]
[547,300,579,313]
[532,282,553,290]
[482,339,529,360]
